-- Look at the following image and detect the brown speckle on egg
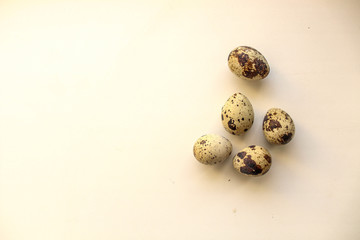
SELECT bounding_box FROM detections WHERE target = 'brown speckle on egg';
[233,145,272,176]
[221,92,254,135]
[237,151,246,159]
[193,134,233,165]
[263,108,295,145]
[280,132,293,144]
[264,154,271,163]
[227,119,237,130]
[228,46,270,81]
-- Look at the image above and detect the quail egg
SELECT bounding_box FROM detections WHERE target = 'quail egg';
[193,134,232,165]
[221,92,254,135]
[228,46,270,81]
[233,145,272,176]
[263,108,295,144]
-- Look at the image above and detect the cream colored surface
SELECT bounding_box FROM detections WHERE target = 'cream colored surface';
[1,0,360,239]
[221,92,254,135]
[193,134,232,165]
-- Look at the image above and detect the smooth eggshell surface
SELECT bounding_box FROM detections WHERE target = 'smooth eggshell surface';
[221,92,254,135]
[193,134,232,165]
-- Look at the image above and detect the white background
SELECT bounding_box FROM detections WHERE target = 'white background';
[1,0,360,239]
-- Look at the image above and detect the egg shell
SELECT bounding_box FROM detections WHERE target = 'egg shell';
[233,145,272,176]
[228,46,270,81]
[193,134,232,165]
[221,92,254,135]
[263,108,295,144]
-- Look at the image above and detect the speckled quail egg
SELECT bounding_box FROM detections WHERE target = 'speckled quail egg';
[228,46,270,81]
[233,145,271,176]
[263,108,295,144]
[193,134,232,165]
[221,92,254,135]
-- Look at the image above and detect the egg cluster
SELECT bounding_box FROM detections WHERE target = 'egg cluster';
[193,46,295,177]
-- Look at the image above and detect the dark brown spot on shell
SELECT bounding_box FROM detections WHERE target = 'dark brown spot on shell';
[243,64,258,79]
[264,154,271,163]
[266,120,282,132]
[263,114,271,130]
[243,155,255,167]
[241,155,263,175]
[237,52,249,67]
[284,113,289,120]
[228,119,237,130]
[249,145,256,149]
[280,132,293,144]
[221,114,224,120]
[254,58,268,77]
[200,140,206,145]
[240,166,254,174]
[244,129,248,132]
[237,152,246,159]
[263,114,269,123]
